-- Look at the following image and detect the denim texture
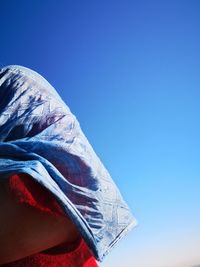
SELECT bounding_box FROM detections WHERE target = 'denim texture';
[0,65,137,261]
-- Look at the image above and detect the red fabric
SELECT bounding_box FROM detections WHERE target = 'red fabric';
[3,174,98,267]
[7,174,65,217]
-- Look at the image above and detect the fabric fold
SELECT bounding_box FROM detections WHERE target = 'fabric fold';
[0,65,137,261]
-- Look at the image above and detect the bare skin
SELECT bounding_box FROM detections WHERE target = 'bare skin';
[0,178,80,265]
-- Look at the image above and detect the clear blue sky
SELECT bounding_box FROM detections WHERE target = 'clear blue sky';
[1,1,200,266]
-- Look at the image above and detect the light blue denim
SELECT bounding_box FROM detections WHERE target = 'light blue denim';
[0,65,137,261]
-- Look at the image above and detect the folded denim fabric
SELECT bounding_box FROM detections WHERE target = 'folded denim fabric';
[0,65,137,261]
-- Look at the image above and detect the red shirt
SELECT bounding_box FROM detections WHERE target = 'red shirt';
[3,174,98,267]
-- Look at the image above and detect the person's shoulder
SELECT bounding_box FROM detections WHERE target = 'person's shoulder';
[0,174,80,265]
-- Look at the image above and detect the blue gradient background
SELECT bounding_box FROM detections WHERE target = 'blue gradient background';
[0,1,200,266]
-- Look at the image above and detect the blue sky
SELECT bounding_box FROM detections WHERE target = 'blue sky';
[1,1,200,266]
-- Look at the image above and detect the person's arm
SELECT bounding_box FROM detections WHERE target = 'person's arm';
[0,179,80,265]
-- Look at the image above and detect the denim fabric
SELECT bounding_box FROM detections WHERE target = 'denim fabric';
[0,65,137,261]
